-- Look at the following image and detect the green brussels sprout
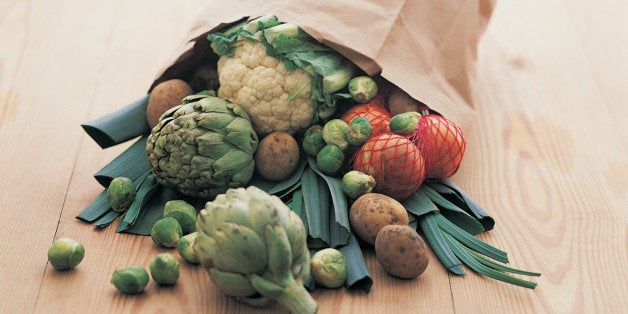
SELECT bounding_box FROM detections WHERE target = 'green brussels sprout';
[106,177,136,213]
[348,76,378,103]
[177,232,200,264]
[310,248,348,288]
[302,125,325,158]
[150,253,180,286]
[342,170,376,199]
[151,217,183,248]
[163,200,197,234]
[111,265,149,295]
[322,119,349,151]
[316,144,345,175]
[47,237,85,271]
[345,116,372,147]
[389,111,422,135]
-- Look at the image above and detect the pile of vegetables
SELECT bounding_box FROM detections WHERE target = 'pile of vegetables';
[71,14,540,312]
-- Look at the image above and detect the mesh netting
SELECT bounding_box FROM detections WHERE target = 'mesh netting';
[407,114,466,179]
[352,133,426,199]
[341,94,391,137]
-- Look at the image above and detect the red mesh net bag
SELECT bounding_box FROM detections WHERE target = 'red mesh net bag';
[408,113,466,179]
[341,94,391,138]
[352,133,426,199]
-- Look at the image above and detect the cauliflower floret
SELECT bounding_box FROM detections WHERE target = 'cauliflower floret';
[217,40,315,136]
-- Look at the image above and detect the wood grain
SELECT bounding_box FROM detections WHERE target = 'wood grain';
[0,0,626,313]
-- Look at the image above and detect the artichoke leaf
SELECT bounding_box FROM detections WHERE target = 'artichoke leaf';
[264,223,293,282]
[208,268,257,297]
[213,222,267,274]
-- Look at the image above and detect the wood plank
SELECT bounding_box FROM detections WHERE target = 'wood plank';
[0,0,626,313]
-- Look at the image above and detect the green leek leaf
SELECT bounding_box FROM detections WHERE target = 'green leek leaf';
[287,189,309,233]
[436,179,495,231]
[433,212,508,263]
[81,95,150,148]
[307,158,350,247]
[418,213,465,275]
[338,235,373,293]
[442,232,538,289]
[422,185,485,235]
[124,186,187,235]
[401,189,439,217]
[93,136,151,187]
[116,172,158,232]
[301,166,329,248]
[94,210,121,228]
[76,190,111,223]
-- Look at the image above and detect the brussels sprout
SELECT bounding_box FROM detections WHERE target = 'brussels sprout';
[322,119,349,151]
[389,111,422,135]
[163,200,197,234]
[310,248,348,288]
[348,76,378,103]
[47,237,85,271]
[316,144,345,175]
[111,265,149,295]
[177,232,200,264]
[345,116,372,147]
[106,177,136,213]
[342,170,376,199]
[150,253,180,286]
[302,125,325,158]
[151,217,183,248]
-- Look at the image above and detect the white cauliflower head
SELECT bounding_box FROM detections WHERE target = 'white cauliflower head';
[217,40,315,136]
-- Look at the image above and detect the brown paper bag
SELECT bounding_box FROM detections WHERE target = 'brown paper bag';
[150,0,495,132]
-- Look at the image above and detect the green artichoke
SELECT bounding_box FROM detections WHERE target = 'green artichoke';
[146,94,259,199]
[193,186,316,314]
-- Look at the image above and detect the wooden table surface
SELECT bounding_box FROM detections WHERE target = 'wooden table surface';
[1,1,626,313]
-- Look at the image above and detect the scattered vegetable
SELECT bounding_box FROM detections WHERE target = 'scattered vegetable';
[387,86,423,116]
[375,225,429,279]
[163,200,197,234]
[177,232,200,264]
[389,111,421,135]
[348,76,378,103]
[111,265,149,295]
[151,217,182,248]
[341,170,375,199]
[322,119,350,151]
[47,237,85,271]
[341,98,392,138]
[145,94,259,199]
[311,248,348,288]
[302,125,325,157]
[146,79,193,129]
[255,132,300,181]
[194,186,316,313]
[316,144,345,175]
[353,133,426,199]
[345,116,372,147]
[106,177,136,213]
[348,193,409,245]
[409,114,466,179]
[150,253,180,286]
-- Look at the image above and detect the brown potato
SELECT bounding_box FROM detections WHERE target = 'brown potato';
[387,87,423,116]
[147,79,193,128]
[375,224,430,279]
[348,193,409,245]
[254,132,300,181]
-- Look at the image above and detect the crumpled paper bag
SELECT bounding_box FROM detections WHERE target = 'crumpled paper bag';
[150,0,495,132]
